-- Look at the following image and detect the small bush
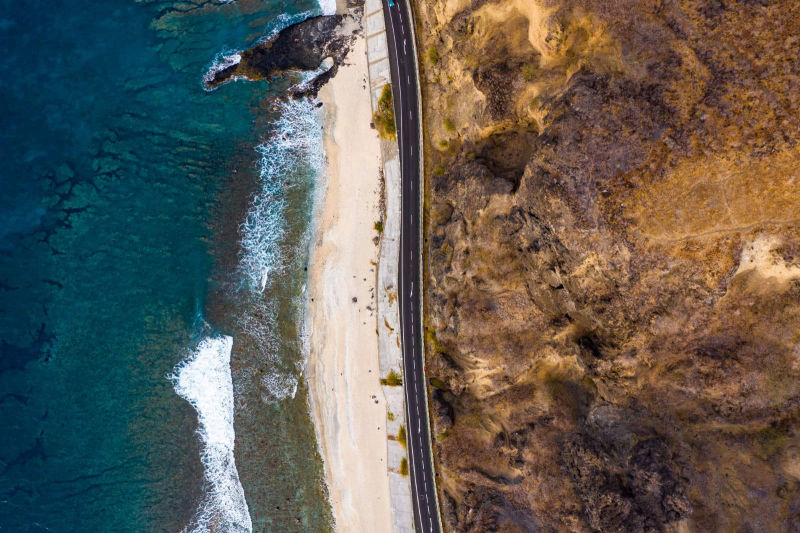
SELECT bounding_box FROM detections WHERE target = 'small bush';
[443,118,455,132]
[755,426,788,460]
[400,457,409,476]
[521,62,539,81]
[373,84,396,139]
[374,220,384,233]
[433,165,445,177]
[387,411,394,422]
[425,328,442,353]
[426,46,439,65]
[398,425,407,448]
[437,140,449,150]
[429,377,446,390]
[380,369,402,386]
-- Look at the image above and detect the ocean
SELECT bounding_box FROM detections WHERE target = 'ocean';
[0,0,335,531]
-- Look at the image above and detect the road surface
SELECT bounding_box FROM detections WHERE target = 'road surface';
[381,1,442,532]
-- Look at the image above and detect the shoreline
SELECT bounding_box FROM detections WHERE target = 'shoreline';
[305,25,394,532]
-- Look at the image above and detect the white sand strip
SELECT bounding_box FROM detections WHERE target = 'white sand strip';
[306,34,394,532]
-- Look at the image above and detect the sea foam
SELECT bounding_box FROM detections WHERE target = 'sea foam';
[172,336,253,533]
[203,50,243,87]
[239,97,324,293]
[235,97,324,404]
[318,0,337,15]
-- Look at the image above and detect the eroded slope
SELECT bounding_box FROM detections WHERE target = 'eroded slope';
[417,0,800,531]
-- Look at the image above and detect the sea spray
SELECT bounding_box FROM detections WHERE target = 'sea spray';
[172,336,253,533]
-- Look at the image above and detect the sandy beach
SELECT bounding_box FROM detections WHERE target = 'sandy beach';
[305,30,394,532]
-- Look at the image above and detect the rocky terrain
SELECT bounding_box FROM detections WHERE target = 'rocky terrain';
[204,12,359,95]
[415,0,800,531]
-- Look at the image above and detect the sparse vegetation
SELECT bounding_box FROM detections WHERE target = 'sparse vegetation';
[754,426,788,460]
[416,0,800,530]
[400,457,409,476]
[521,62,540,81]
[373,84,396,139]
[426,46,439,65]
[387,411,394,422]
[398,425,407,448]
[374,220,384,233]
[425,328,442,353]
[429,377,446,390]
[380,369,402,386]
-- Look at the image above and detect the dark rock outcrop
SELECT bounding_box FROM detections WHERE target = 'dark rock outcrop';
[204,13,359,96]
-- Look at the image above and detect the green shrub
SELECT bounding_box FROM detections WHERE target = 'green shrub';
[425,328,442,353]
[755,426,788,460]
[387,411,394,421]
[427,46,439,65]
[443,117,455,132]
[374,220,384,233]
[380,369,402,386]
[373,84,396,139]
[433,165,445,176]
[429,377,446,390]
[398,425,407,448]
[400,457,409,476]
[521,62,539,81]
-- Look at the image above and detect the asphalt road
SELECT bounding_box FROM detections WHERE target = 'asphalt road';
[381,1,442,532]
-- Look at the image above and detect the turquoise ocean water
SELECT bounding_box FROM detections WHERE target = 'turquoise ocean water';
[0,0,333,530]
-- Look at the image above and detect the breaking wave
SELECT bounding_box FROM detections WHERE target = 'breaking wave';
[318,0,337,16]
[234,97,324,404]
[171,336,253,533]
[291,57,334,94]
[239,97,324,293]
[237,299,301,404]
[202,7,330,89]
[258,10,317,44]
[203,50,242,86]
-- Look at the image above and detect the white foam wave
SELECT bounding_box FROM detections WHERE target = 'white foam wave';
[172,336,253,533]
[318,0,337,16]
[239,97,325,293]
[258,10,317,44]
[203,8,331,90]
[203,50,242,86]
[237,299,301,404]
[291,57,334,94]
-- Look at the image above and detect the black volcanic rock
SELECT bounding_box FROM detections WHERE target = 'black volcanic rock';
[204,14,358,97]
